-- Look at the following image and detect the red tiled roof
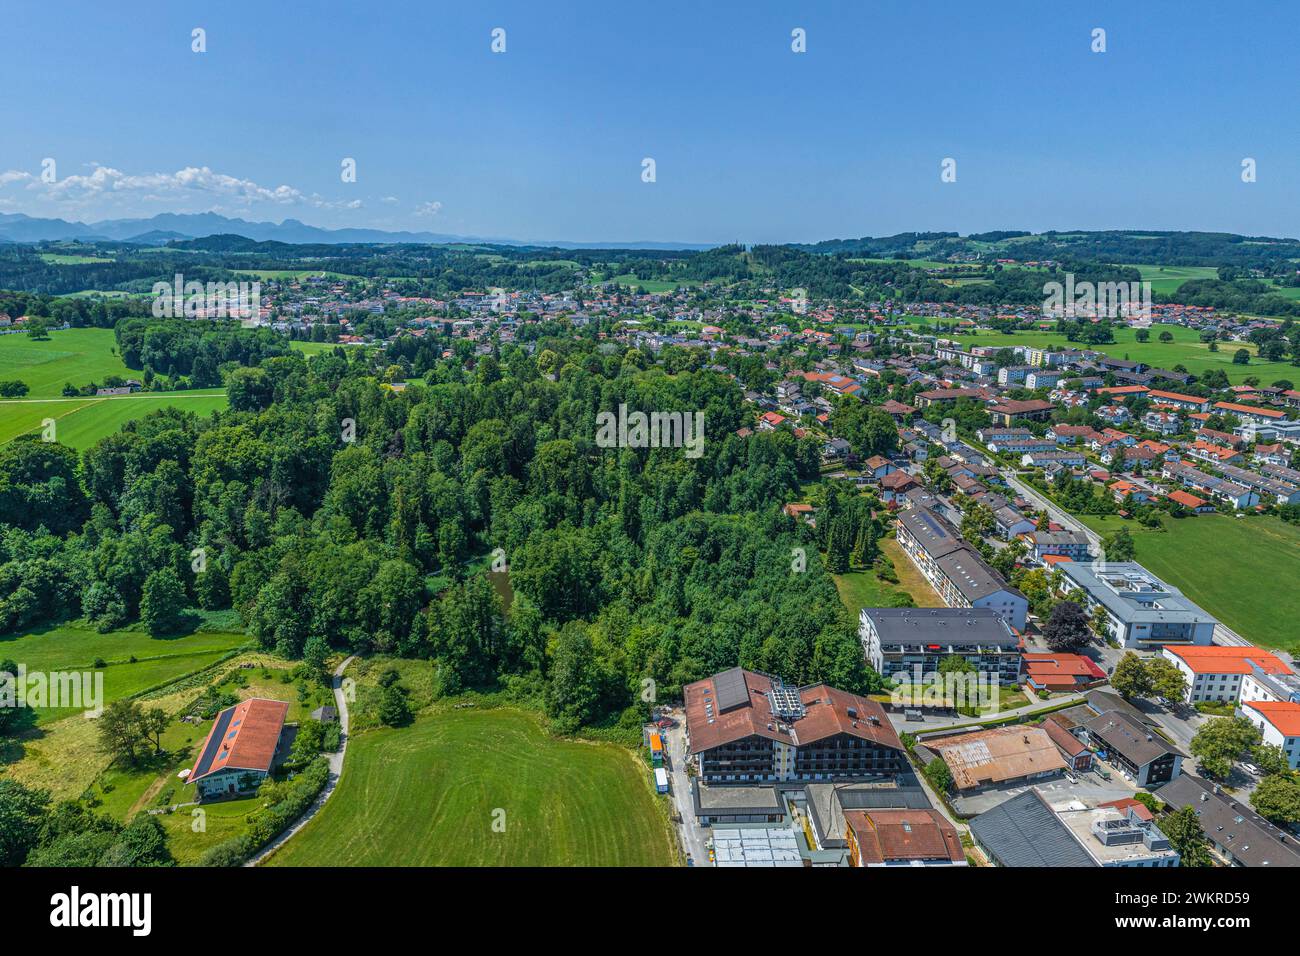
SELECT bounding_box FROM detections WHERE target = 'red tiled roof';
[1167,490,1208,509]
[1164,645,1291,676]
[683,668,901,754]
[188,698,289,783]
[1244,700,1300,737]
[845,809,964,865]
[1214,401,1286,419]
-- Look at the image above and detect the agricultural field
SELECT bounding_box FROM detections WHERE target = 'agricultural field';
[0,390,227,449]
[0,327,134,396]
[231,269,354,281]
[0,624,250,724]
[1121,263,1218,296]
[1080,513,1300,655]
[602,273,698,293]
[943,323,1294,384]
[264,707,679,867]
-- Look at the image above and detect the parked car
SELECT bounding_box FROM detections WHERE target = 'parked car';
[1242,761,1262,776]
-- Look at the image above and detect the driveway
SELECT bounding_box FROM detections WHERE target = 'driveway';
[660,715,710,867]
[249,654,356,865]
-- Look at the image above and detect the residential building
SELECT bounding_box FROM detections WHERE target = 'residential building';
[1240,659,1300,705]
[1055,562,1217,649]
[1240,701,1300,769]
[1022,653,1107,692]
[844,809,966,867]
[858,607,1022,685]
[1083,710,1183,787]
[684,667,905,784]
[894,506,1028,631]
[186,698,290,799]
[987,399,1055,426]
[1027,530,1091,563]
[1044,716,1094,772]
[1156,774,1300,866]
[1162,645,1294,704]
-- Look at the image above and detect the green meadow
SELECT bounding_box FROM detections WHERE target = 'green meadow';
[0,328,135,396]
[265,707,679,867]
[938,323,1293,384]
[0,391,227,449]
[1122,263,1219,296]
[1081,514,1300,655]
[0,625,250,724]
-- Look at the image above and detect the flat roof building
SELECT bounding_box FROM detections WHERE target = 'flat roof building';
[1056,561,1217,649]
[858,607,1022,685]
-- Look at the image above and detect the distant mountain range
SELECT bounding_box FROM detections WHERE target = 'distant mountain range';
[0,211,712,250]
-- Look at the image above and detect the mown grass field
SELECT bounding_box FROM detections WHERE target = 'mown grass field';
[1122,263,1218,296]
[0,328,134,396]
[0,391,227,448]
[937,323,1292,384]
[1080,513,1300,654]
[0,625,249,724]
[603,274,699,293]
[264,707,678,867]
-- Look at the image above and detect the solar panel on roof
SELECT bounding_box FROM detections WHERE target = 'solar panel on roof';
[713,667,750,713]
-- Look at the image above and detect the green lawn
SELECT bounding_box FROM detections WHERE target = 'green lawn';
[264,707,679,867]
[0,328,136,396]
[946,323,1292,384]
[834,540,946,614]
[0,624,250,724]
[0,391,227,448]
[604,274,698,293]
[1080,513,1300,654]
[1122,264,1220,296]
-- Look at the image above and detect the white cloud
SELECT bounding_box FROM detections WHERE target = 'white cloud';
[0,164,371,217]
[414,200,443,217]
[380,195,399,205]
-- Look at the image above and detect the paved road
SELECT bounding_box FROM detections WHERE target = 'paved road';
[249,655,356,866]
[890,690,1088,736]
[661,716,709,867]
[1002,471,1102,549]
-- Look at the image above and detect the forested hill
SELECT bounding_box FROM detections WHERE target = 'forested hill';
[796,230,1300,268]
[0,338,879,735]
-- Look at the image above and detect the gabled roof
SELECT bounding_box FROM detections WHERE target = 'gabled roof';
[1243,700,1300,737]
[1084,710,1184,765]
[684,668,902,755]
[845,809,964,864]
[188,698,289,783]
[1164,644,1291,676]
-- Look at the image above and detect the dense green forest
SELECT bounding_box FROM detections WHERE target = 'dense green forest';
[0,335,876,735]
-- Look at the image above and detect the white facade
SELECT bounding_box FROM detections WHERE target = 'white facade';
[1240,703,1300,770]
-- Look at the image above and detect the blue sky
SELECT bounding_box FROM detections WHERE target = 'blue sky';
[2,0,1298,244]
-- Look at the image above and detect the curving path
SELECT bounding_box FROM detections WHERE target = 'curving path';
[247,655,355,866]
